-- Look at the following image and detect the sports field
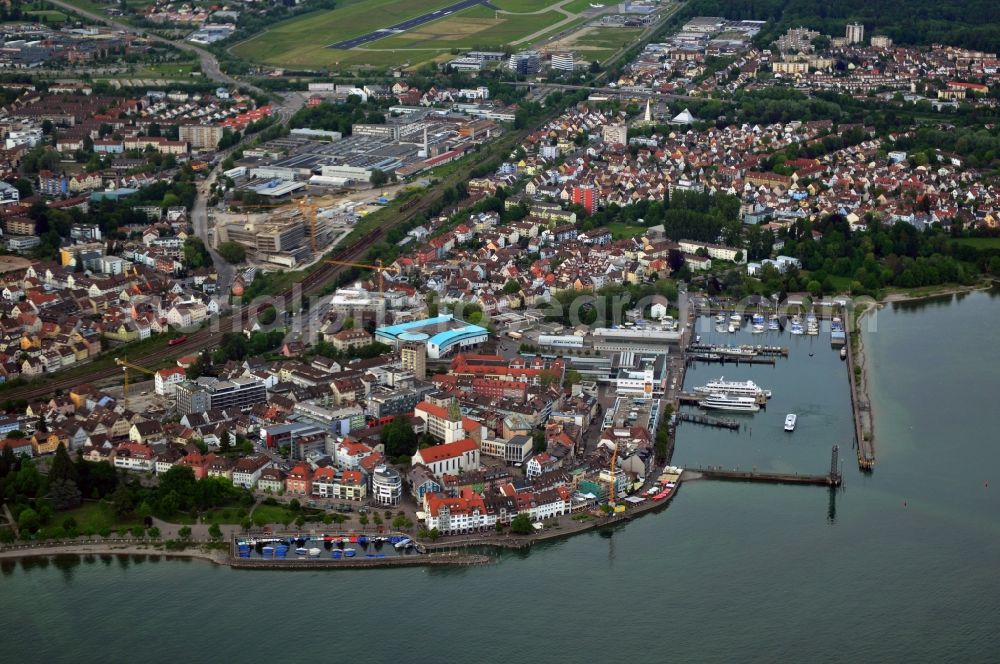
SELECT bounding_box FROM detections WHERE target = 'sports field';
[230,0,588,69]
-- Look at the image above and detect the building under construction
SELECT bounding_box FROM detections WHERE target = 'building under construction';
[217,208,309,267]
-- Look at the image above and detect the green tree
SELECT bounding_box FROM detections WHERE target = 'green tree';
[18,507,41,533]
[182,237,211,269]
[217,241,246,264]
[111,483,135,518]
[208,523,223,540]
[382,417,418,458]
[510,513,533,535]
[532,430,546,453]
[370,169,389,187]
[178,526,192,540]
[48,478,82,511]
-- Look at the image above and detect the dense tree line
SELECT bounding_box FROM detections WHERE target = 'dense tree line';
[734,215,986,299]
[685,0,1000,56]
[575,192,742,245]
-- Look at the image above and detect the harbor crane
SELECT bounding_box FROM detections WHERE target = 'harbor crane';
[115,357,157,409]
[325,258,400,295]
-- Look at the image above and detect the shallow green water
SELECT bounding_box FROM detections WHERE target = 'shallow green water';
[4,291,1000,663]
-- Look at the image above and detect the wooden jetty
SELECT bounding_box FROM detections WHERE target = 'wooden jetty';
[682,468,841,487]
[677,412,740,430]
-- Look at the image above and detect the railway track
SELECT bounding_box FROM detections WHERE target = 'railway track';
[0,135,503,403]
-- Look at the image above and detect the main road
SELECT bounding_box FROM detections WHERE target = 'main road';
[45,0,260,94]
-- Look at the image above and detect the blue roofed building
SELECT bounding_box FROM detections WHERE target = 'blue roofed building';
[376,314,489,359]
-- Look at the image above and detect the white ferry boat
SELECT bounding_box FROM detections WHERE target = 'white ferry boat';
[784,413,797,431]
[790,315,804,335]
[699,393,760,412]
[694,377,772,398]
[768,315,780,331]
[729,313,742,326]
[714,314,726,324]
[752,323,765,334]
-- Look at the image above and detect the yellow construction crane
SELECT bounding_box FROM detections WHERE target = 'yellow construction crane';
[326,258,400,295]
[241,198,319,253]
[607,441,619,506]
[115,357,156,409]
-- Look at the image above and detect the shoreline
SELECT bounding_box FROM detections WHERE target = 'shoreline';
[0,541,228,565]
[877,280,994,305]
[0,487,684,568]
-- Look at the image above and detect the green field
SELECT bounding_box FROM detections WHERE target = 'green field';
[231,0,571,68]
[608,222,646,240]
[62,502,143,532]
[25,9,68,22]
[563,0,599,13]
[552,25,643,61]
[492,0,560,11]
[950,237,1000,249]
[374,5,564,50]
[135,62,199,78]
[231,0,457,67]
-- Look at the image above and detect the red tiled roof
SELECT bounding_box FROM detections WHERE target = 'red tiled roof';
[416,438,477,463]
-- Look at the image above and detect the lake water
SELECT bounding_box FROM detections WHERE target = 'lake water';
[4,291,1000,663]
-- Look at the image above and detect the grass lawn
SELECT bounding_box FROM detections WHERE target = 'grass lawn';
[492,0,559,12]
[950,237,1000,250]
[250,504,299,524]
[199,506,252,525]
[608,222,646,240]
[573,26,642,51]
[62,501,142,532]
[563,0,598,13]
[135,62,199,78]
[374,5,564,50]
[823,275,854,292]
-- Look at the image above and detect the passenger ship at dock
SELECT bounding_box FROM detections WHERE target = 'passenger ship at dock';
[698,393,761,412]
[694,377,772,399]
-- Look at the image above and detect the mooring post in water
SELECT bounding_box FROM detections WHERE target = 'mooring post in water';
[830,445,841,485]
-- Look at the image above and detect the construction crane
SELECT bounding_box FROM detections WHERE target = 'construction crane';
[325,258,400,295]
[607,441,619,507]
[240,199,320,253]
[115,357,156,409]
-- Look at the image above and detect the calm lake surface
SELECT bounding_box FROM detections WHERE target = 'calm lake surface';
[4,291,1000,663]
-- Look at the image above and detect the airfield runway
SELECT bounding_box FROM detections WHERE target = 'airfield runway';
[328,0,489,49]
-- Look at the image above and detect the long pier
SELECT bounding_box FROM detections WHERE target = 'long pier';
[844,316,875,470]
[688,344,788,356]
[677,412,740,430]
[682,468,842,487]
